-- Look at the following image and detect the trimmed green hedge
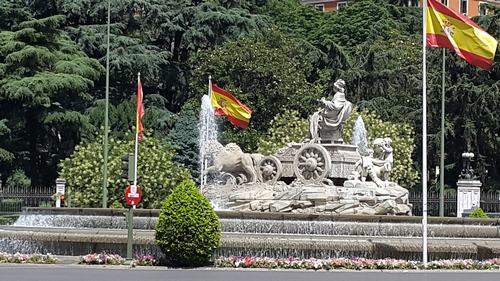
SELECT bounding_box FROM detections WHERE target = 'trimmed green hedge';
[155,179,221,266]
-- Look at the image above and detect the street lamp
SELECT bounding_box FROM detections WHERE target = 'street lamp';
[459,152,475,180]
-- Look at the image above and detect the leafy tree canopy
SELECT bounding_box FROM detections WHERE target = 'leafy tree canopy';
[190,29,328,150]
[59,133,191,208]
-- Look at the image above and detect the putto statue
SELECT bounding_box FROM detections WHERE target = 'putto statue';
[309,79,353,143]
[354,138,394,187]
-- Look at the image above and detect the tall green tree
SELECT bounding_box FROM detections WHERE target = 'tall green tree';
[25,0,267,111]
[167,105,200,181]
[190,29,328,151]
[0,15,104,185]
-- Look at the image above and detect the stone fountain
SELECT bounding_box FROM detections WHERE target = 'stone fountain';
[2,79,499,261]
[202,78,412,216]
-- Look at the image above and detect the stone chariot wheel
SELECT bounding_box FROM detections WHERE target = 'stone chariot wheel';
[293,144,331,184]
[257,156,283,184]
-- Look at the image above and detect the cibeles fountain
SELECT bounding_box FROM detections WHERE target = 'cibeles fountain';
[202,79,412,216]
[2,79,500,261]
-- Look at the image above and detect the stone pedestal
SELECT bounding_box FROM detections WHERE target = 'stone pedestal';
[457,179,482,217]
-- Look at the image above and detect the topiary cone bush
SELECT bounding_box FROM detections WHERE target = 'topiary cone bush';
[155,179,221,266]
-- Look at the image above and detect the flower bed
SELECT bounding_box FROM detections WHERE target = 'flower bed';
[215,256,500,270]
[0,252,58,264]
[79,253,159,266]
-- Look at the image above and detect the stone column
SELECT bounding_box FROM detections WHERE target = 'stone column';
[456,179,481,217]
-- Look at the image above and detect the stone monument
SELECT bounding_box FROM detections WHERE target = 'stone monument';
[456,152,482,217]
[202,79,412,215]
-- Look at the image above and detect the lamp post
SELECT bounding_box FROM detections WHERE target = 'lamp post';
[460,152,475,179]
[102,0,111,208]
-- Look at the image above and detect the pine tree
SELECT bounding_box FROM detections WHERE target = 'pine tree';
[0,14,104,185]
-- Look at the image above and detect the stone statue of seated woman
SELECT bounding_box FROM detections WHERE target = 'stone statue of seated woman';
[309,79,353,143]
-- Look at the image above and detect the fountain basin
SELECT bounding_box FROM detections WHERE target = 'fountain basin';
[3,208,500,260]
[1,226,500,260]
[12,208,500,238]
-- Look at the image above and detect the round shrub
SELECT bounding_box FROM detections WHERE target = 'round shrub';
[155,179,221,266]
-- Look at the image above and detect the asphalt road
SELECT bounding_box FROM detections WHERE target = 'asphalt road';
[1,265,499,281]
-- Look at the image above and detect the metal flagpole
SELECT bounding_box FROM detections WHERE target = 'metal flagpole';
[127,72,141,260]
[133,72,141,198]
[102,0,111,208]
[422,0,429,267]
[439,48,446,217]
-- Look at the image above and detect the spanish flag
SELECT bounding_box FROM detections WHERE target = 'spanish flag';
[211,84,252,129]
[426,0,498,71]
[136,74,144,141]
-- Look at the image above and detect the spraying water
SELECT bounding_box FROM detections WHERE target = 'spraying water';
[198,94,221,188]
[352,116,370,156]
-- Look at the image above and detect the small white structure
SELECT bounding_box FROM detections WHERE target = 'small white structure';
[55,178,66,208]
[456,179,482,217]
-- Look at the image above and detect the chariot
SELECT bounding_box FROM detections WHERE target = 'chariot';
[256,142,361,185]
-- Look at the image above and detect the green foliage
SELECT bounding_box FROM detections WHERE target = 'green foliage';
[191,29,328,151]
[167,106,200,180]
[0,1,31,31]
[59,133,191,208]
[110,200,124,209]
[155,179,221,267]
[257,110,308,155]
[0,14,103,185]
[344,110,419,188]
[1,0,499,191]
[5,169,31,189]
[469,208,489,219]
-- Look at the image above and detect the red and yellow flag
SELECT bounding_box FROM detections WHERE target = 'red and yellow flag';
[211,84,252,129]
[136,75,144,141]
[426,0,498,70]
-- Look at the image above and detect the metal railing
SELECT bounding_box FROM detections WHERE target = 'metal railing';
[409,190,500,217]
[480,190,500,213]
[409,190,458,217]
[0,186,54,214]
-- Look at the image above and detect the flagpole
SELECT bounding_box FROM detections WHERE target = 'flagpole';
[133,72,141,197]
[439,48,446,217]
[422,0,429,267]
[101,0,111,208]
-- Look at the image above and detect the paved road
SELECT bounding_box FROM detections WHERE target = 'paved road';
[0,265,499,281]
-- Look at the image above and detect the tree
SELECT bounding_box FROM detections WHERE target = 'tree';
[167,105,200,181]
[257,110,308,155]
[190,29,328,151]
[0,1,31,31]
[59,133,191,208]
[0,15,104,185]
[26,0,267,111]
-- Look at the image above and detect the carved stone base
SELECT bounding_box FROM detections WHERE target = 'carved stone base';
[204,180,412,216]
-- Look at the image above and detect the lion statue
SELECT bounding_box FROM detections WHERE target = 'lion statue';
[204,143,263,184]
